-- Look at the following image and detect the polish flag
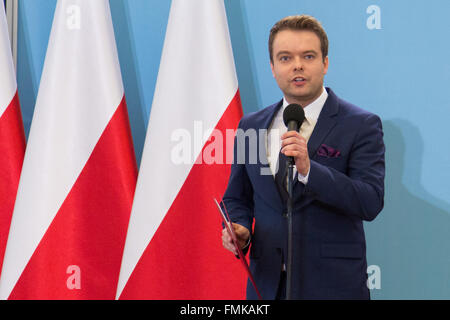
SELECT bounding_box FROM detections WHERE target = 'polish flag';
[0,1,26,276]
[116,0,246,299]
[0,0,137,299]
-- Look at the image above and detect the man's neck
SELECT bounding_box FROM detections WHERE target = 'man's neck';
[285,87,326,108]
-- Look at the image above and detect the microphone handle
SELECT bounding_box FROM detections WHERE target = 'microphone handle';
[286,121,300,164]
[287,121,299,132]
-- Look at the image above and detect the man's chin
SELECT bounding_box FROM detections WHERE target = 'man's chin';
[288,88,323,106]
[286,92,313,105]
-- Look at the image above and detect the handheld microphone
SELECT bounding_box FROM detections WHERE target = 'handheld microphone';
[282,104,305,164]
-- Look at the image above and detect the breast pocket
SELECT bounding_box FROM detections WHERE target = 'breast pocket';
[314,155,347,173]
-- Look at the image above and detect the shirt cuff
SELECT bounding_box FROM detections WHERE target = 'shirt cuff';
[242,234,252,249]
[235,234,251,259]
[297,168,310,185]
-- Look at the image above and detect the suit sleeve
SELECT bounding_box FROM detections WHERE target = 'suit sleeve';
[306,113,385,221]
[221,119,254,233]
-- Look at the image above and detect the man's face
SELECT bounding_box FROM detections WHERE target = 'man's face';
[270,29,329,107]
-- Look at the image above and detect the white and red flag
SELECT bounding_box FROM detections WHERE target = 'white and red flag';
[0,0,137,299]
[116,0,246,299]
[0,1,26,277]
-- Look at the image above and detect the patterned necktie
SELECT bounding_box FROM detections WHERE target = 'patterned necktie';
[274,149,289,203]
[300,117,315,142]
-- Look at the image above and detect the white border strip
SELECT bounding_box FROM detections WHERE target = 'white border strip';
[5,0,17,69]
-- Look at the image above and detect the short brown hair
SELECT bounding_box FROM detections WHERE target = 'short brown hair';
[269,15,329,63]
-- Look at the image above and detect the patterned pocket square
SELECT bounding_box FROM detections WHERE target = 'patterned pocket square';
[317,144,341,158]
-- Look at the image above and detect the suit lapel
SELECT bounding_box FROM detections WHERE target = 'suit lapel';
[307,88,339,160]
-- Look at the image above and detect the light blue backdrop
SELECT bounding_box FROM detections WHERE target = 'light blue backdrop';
[16,0,450,299]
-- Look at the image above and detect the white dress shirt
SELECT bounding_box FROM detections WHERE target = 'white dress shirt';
[267,87,328,184]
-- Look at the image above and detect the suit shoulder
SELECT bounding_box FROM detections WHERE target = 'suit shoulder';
[238,101,282,129]
[337,96,381,122]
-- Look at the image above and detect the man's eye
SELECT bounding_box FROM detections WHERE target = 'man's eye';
[305,55,314,60]
[280,56,290,62]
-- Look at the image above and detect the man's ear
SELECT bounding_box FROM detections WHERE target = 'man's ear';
[270,61,275,77]
[323,56,329,75]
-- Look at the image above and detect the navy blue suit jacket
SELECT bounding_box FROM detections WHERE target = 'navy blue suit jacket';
[222,88,385,300]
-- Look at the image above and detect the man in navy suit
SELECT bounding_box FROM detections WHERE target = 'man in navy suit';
[221,15,385,299]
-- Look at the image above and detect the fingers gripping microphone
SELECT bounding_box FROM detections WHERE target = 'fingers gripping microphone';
[282,104,305,164]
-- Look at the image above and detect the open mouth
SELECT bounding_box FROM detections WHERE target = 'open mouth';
[292,77,306,84]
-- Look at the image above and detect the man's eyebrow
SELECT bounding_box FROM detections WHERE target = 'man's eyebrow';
[275,50,291,57]
[302,50,318,55]
[275,49,319,57]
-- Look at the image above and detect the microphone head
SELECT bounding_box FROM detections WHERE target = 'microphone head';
[283,103,305,129]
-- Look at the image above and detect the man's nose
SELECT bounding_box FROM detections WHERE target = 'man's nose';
[293,57,304,72]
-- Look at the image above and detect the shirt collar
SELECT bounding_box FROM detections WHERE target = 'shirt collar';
[282,87,328,121]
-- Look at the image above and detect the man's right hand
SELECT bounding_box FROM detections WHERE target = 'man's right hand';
[221,223,250,255]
